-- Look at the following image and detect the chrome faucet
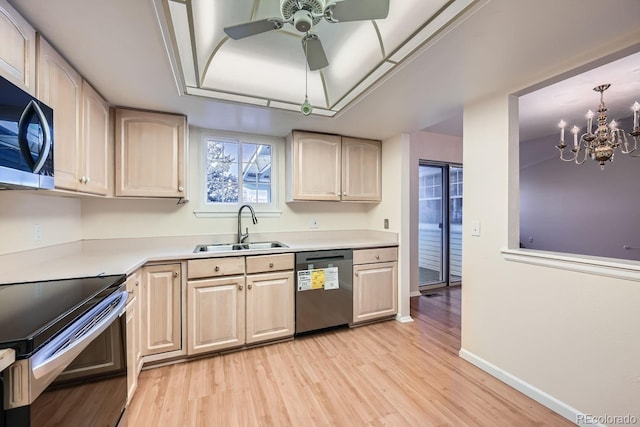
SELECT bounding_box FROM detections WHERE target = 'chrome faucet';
[237,204,258,243]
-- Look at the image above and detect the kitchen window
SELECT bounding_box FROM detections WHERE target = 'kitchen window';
[195,130,281,217]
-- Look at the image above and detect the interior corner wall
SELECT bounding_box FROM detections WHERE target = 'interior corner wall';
[370,133,411,321]
[408,131,463,295]
[0,192,82,255]
[462,83,640,422]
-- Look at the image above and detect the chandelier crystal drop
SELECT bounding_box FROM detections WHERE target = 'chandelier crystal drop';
[556,84,640,170]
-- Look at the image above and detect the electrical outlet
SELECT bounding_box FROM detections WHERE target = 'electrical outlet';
[34,224,42,241]
[309,218,319,229]
[384,218,389,229]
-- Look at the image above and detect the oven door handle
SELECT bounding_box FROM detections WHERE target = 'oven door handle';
[31,291,128,380]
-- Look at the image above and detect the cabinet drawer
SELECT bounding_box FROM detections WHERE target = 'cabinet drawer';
[353,247,398,264]
[188,257,245,279]
[246,253,294,274]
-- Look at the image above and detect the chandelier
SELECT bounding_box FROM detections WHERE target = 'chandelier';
[556,84,640,170]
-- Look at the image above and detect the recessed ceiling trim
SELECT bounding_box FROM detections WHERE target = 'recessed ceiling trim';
[184,0,200,86]
[200,36,230,87]
[332,61,395,111]
[372,21,385,58]
[166,1,197,87]
[389,0,478,63]
[269,100,336,116]
[186,86,269,106]
[319,69,330,108]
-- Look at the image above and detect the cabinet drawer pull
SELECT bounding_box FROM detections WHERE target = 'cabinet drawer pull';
[269,262,274,268]
[355,271,359,277]
[172,271,179,277]
[135,281,139,286]
[127,289,134,294]
[375,255,380,260]
[238,284,243,290]
[248,283,252,289]
[214,266,220,272]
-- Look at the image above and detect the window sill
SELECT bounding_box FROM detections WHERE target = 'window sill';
[193,209,283,219]
[501,248,640,281]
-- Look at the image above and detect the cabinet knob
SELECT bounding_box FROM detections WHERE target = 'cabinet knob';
[355,271,359,277]
[269,262,274,268]
[178,186,184,192]
[172,271,179,277]
[248,283,252,290]
[375,255,380,260]
[135,281,139,286]
[127,289,134,294]
[238,284,243,290]
[214,266,220,272]
[79,176,88,184]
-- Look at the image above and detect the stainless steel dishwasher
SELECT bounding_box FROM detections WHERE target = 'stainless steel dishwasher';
[295,249,353,334]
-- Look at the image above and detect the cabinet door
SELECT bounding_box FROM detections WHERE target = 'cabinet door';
[141,264,182,356]
[126,297,138,404]
[353,261,397,324]
[187,276,245,355]
[245,271,294,344]
[0,0,35,92]
[81,80,110,195]
[341,137,381,202]
[115,109,187,198]
[37,35,82,191]
[289,131,341,201]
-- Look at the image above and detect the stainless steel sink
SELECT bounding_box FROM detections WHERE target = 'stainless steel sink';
[193,241,287,253]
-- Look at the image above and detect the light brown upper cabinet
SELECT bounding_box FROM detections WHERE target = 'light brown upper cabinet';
[37,36,111,195]
[286,130,381,202]
[115,108,188,199]
[0,0,36,93]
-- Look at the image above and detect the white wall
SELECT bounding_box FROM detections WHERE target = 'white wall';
[370,133,411,321]
[0,192,81,255]
[409,131,463,294]
[81,128,376,240]
[520,130,640,260]
[462,48,640,423]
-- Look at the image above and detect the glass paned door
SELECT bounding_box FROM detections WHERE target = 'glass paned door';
[418,163,463,287]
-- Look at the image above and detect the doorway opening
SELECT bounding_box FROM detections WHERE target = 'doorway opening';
[418,162,462,289]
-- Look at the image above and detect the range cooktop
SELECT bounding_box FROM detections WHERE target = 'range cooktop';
[0,274,126,358]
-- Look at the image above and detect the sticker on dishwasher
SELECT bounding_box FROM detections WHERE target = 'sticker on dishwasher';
[297,267,339,291]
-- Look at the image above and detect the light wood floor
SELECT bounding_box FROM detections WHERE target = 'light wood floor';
[124,287,573,426]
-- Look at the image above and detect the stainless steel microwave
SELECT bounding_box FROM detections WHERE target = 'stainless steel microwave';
[0,76,54,190]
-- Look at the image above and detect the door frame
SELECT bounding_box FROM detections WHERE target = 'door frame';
[417,160,462,290]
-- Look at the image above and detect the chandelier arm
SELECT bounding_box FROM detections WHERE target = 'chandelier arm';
[557,145,578,162]
[575,139,590,165]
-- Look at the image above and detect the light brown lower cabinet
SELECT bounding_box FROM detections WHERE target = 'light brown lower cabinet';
[125,270,141,404]
[186,254,294,356]
[352,247,398,324]
[140,263,182,357]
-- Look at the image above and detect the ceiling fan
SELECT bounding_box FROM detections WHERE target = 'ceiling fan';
[224,0,390,71]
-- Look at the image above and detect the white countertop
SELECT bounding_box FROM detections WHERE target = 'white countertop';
[0,229,398,284]
[0,349,15,371]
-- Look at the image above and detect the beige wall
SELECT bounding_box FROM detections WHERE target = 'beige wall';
[461,43,640,421]
[370,133,411,321]
[408,131,463,295]
[0,192,81,255]
[81,128,377,240]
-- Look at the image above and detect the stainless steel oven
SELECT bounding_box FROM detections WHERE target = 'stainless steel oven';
[0,275,128,427]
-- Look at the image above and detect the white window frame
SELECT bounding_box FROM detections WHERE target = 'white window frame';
[193,129,282,218]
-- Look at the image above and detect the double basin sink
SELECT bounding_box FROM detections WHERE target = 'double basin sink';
[194,241,287,253]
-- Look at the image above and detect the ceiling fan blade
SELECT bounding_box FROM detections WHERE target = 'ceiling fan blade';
[224,18,284,40]
[329,0,390,22]
[302,34,329,71]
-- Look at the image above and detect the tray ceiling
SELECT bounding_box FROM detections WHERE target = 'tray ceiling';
[158,0,477,117]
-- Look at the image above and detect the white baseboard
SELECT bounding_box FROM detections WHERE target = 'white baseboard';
[409,290,422,297]
[458,348,597,426]
[396,315,414,323]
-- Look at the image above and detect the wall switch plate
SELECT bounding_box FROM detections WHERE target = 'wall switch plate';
[309,219,319,229]
[471,220,481,237]
[34,224,42,241]
[384,218,389,229]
